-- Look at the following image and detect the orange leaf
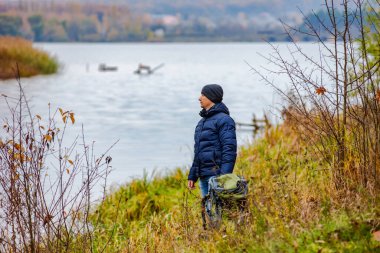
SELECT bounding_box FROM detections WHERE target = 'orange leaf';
[373,231,380,242]
[62,116,67,124]
[66,169,70,174]
[376,90,380,102]
[14,143,21,151]
[316,86,327,95]
[69,113,75,124]
[68,159,73,165]
[59,108,64,116]
[44,135,52,142]
[20,154,25,163]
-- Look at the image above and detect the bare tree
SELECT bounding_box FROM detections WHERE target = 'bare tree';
[251,0,380,191]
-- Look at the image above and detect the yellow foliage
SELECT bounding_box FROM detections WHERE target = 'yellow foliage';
[44,134,52,142]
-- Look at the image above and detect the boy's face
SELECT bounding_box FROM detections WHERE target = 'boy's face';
[199,94,214,110]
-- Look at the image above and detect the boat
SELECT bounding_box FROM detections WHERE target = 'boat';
[134,63,164,75]
[98,63,118,72]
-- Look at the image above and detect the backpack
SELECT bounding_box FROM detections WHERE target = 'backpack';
[202,174,248,229]
[208,173,248,200]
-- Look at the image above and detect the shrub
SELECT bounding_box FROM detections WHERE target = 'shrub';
[0,36,58,79]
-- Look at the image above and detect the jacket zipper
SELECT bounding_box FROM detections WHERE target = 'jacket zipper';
[196,119,206,178]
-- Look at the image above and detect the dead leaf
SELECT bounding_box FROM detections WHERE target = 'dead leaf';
[316,86,327,95]
[20,154,25,163]
[36,115,42,120]
[43,214,53,226]
[44,135,52,142]
[14,143,21,151]
[373,230,380,242]
[66,169,70,174]
[58,108,63,116]
[68,159,73,165]
[376,90,380,102]
[69,113,75,124]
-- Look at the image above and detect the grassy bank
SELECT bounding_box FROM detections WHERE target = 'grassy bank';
[89,124,380,252]
[0,36,58,79]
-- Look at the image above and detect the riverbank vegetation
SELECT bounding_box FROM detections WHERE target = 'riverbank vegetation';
[0,36,58,79]
[0,0,379,252]
[89,1,380,251]
[3,99,377,251]
[88,123,380,252]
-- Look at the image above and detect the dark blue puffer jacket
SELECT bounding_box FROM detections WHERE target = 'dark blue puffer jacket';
[188,102,237,182]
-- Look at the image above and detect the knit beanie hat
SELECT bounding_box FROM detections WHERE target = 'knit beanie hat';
[201,84,223,103]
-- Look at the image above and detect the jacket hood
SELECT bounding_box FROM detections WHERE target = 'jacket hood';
[199,102,230,118]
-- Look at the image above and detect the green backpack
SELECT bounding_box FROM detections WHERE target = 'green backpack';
[208,173,248,200]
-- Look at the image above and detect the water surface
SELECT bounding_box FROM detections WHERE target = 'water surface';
[0,42,321,186]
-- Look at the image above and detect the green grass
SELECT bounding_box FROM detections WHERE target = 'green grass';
[87,125,380,252]
[0,36,58,79]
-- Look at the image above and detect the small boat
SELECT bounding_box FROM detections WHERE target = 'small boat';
[98,63,118,72]
[134,63,164,75]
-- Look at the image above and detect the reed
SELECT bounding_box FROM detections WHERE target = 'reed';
[0,36,58,79]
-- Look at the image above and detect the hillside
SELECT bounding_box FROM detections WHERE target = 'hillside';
[3,0,325,16]
[0,0,326,42]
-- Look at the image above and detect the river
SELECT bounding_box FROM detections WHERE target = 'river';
[0,42,321,186]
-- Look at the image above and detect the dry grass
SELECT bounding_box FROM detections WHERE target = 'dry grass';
[0,36,58,79]
[89,124,380,252]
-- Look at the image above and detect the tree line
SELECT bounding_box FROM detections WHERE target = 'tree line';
[0,2,354,42]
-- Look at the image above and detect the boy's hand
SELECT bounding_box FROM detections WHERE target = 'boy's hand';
[188,180,195,190]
